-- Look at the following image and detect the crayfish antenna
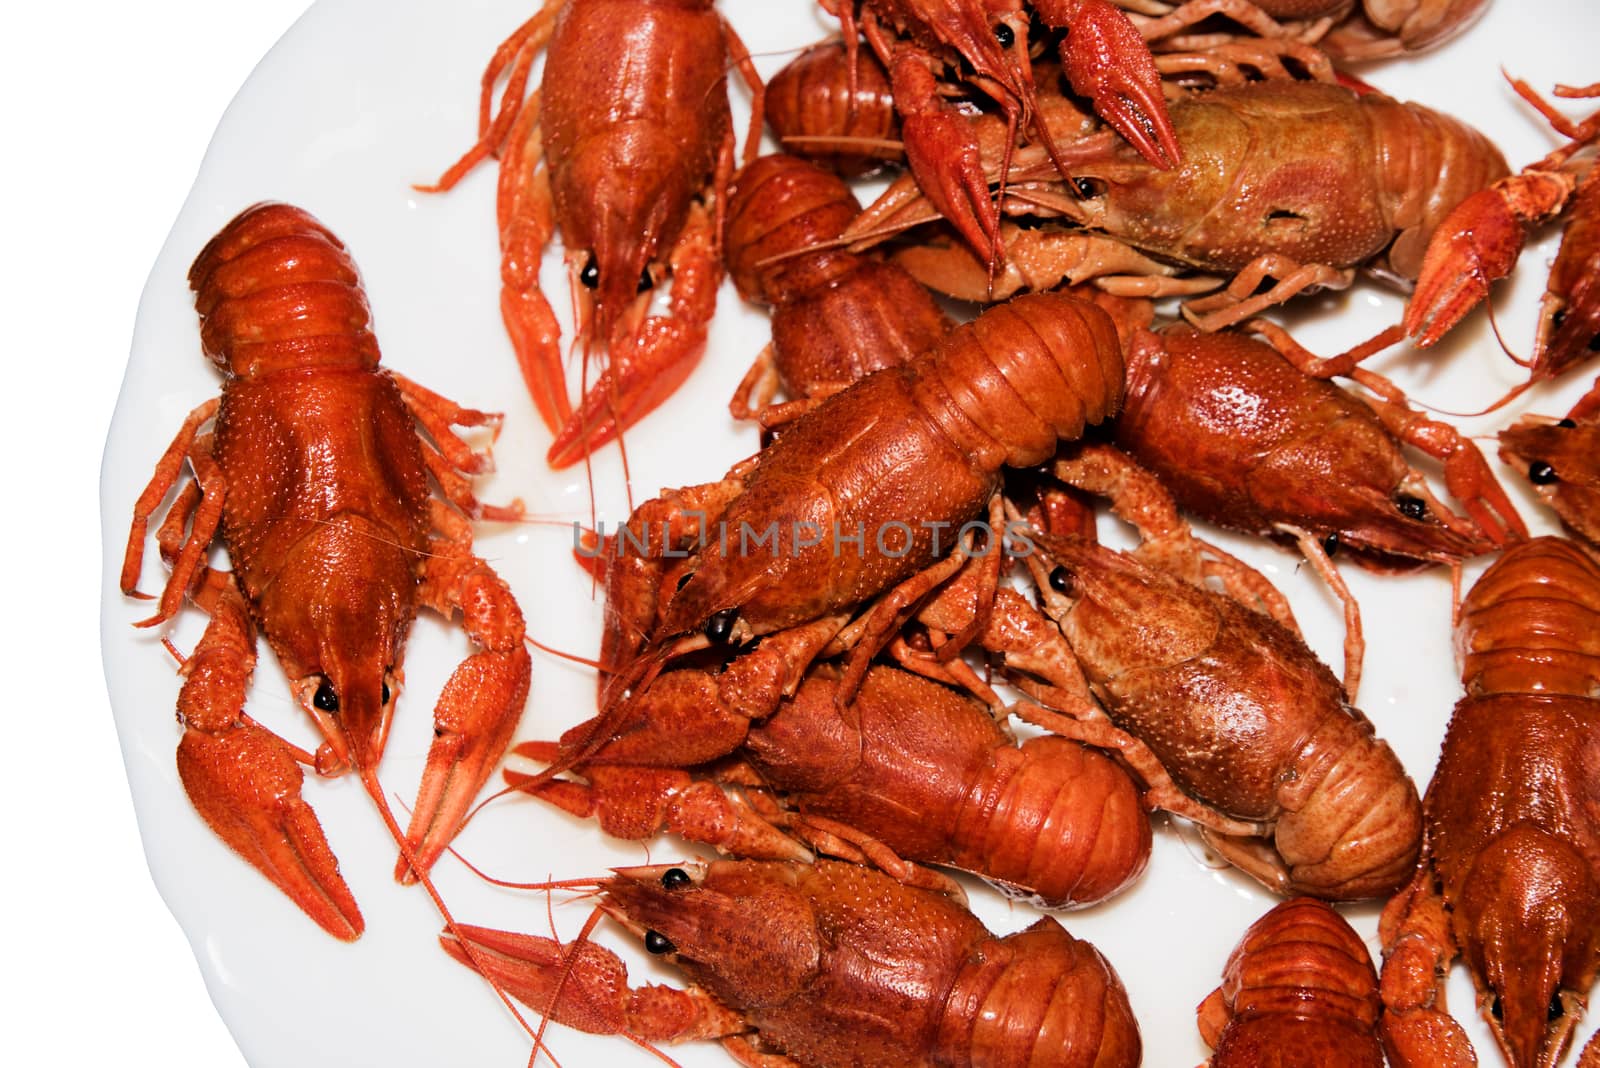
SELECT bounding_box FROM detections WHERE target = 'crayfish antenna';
[354,765,554,1055]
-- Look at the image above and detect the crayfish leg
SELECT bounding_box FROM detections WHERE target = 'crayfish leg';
[1378,864,1477,1067]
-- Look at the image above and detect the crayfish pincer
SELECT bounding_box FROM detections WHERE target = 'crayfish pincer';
[120,203,531,938]
[1381,537,1600,1068]
[443,858,1141,1067]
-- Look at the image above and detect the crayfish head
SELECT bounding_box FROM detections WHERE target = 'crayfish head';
[1499,416,1600,550]
[1454,825,1600,1068]
[1252,436,1492,570]
[263,515,413,774]
[560,133,686,346]
[602,861,821,1008]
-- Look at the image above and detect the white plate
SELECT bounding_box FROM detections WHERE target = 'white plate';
[100,1,1600,1065]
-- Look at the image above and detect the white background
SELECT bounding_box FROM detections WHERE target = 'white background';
[11,4,307,1064]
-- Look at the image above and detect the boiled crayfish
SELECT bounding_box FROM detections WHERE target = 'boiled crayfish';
[121,203,531,939]
[570,291,1123,781]
[512,660,1151,909]
[423,0,763,468]
[859,78,1510,332]
[723,152,951,421]
[1009,446,1423,900]
[444,858,1142,1067]
[1381,536,1600,1068]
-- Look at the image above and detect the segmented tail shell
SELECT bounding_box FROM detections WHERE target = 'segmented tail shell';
[725,153,951,400]
[921,292,1124,469]
[1203,898,1382,1067]
[958,736,1151,909]
[765,41,901,177]
[938,917,1142,1068]
[188,202,377,378]
[1457,536,1600,699]
[724,153,864,303]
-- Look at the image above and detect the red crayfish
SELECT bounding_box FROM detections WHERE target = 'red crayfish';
[1003,446,1423,900]
[570,291,1123,782]
[444,858,1143,1067]
[120,203,531,939]
[859,78,1510,333]
[1381,536,1600,1068]
[512,661,1151,910]
[423,0,763,468]
[1499,376,1600,550]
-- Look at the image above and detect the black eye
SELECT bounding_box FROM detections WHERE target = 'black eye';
[1048,565,1074,594]
[579,257,599,289]
[1322,532,1340,557]
[644,930,676,954]
[1550,993,1565,1021]
[1490,996,1503,1021]
[705,609,738,644]
[1558,418,1578,428]
[381,681,391,705]
[637,267,653,294]
[1530,461,1559,485]
[1396,495,1428,520]
[1552,309,1567,330]
[313,681,339,712]
[993,22,1015,48]
[1072,177,1105,199]
[661,867,691,889]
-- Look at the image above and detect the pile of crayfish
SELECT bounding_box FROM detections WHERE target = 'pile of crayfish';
[110,1,1600,1066]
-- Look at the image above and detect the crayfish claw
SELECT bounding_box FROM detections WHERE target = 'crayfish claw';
[1048,0,1180,169]
[1405,172,1576,348]
[890,56,1003,266]
[179,722,364,941]
[399,563,532,883]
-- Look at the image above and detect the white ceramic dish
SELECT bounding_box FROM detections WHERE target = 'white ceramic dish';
[100,1,1599,1064]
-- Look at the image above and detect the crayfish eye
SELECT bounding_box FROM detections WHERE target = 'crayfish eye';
[1322,532,1340,557]
[1071,177,1106,199]
[579,257,600,289]
[705,609,738,645]
[1490,996,1504,1022]
[993,21,1015,48]
[661,867,691,889]
[1048,565,1074,595]
[644,930,676,955]
[1559,418,1579,428]
[381,680,391,705]
[637,267,654,294]
[1550,993,1565,1021]
[1530,461,1559,485]
[1396,495,1428,520]
[313,681,339,713]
